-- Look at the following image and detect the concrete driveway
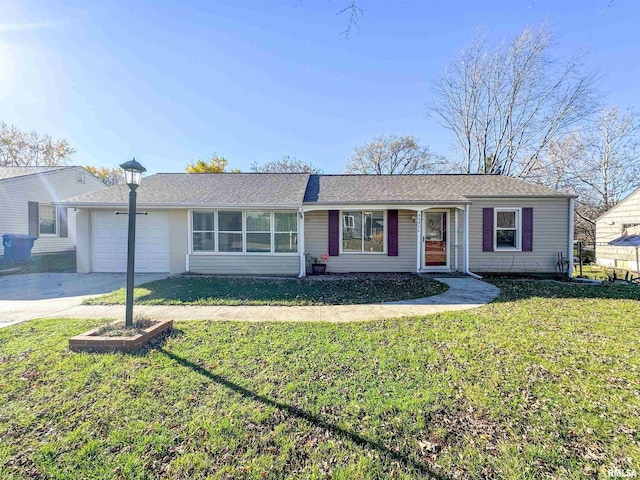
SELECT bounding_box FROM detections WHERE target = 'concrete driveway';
[0,273,169,327]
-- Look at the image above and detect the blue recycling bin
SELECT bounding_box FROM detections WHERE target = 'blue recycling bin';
[2,234,37,265]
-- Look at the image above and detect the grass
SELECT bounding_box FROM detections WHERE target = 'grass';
[92,318,156,337]
[83,274,449,306]
[1,279,639,478]
[575,264,640,282]
[0,252,76,274]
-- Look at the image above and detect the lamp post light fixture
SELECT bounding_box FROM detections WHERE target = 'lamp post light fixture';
[119,157,146,327]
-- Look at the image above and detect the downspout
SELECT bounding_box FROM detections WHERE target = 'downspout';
[463,203,483,279]
[568,198,574,277]
[298,208,306,278]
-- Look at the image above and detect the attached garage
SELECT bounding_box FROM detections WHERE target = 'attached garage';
[91,210,170,273]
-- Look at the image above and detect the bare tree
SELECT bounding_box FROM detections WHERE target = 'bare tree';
[251,155,321,173]
[0,122,75,166]
[345,135,445,174]
[530,106,640,242]
[429,23,598,178]
[574,106,640,210]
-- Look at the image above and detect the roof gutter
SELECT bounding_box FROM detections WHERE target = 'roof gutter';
[54,202,304,209]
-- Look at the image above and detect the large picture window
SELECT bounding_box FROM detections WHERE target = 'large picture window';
[39,204,57,235]
[342,210,384,253]
[495,208,520,250]
[218,211,243,252]
[246,210,271,253]
[192,211,215,252]
[274,211,298,253]
[191,210,298,254]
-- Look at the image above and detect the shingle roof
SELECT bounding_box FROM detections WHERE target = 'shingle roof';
[0,166,70,181]
[303,174,573,204]
[60,172,573,207]
[61,173,312,207]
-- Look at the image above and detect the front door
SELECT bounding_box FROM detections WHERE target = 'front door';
[424,211,448,267]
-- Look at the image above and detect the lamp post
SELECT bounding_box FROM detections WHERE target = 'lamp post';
[120,158,146,327]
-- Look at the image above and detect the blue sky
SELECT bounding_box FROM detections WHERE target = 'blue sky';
[1,0,638,174]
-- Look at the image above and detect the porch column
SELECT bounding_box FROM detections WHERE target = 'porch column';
[454,208,459,271]
[415,209,423,273]
[298,208,306,277]
[463,204,469,274]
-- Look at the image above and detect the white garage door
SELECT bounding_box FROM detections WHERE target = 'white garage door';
[92,211,170,273]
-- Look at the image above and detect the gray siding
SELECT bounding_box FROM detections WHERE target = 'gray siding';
[189,254,300,275]
[304,210,417,273]
[595,189,640,267]
[0,168,106,255]
[468,198,570,273]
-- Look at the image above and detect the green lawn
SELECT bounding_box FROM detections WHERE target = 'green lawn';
[576,264,639,282]
[83,274,449,306]
[0,252,76,274]
[1,280,639,479]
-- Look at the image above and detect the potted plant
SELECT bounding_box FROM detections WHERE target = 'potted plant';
[311,256,327,275]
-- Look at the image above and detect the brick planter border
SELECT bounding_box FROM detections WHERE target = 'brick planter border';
[69,319,173,353]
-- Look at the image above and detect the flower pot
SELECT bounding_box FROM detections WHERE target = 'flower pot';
[311,263,326,274]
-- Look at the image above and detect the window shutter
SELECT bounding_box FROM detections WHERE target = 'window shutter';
[387,209,398,256]
[328,210,340,256]
[482,208,494,252]
[59,207,68,238]
[28,202,39,237]
[522,207,533,252]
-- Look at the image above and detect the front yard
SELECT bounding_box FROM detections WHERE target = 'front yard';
[83,274,449,306]
[1,280,639,479]
[0,252,76,274]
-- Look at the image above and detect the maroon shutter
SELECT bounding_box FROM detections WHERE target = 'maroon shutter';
[522,207,533,252]
[328,210,340,256]
[59,207,68,238]
[28,202,39,237]
[482,208,494,252]
[387,209,398,256]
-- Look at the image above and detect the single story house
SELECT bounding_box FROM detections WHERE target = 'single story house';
[0,166,107,256]
[59,173,575,276]
[595,187,640,270]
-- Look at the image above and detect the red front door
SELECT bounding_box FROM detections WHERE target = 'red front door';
[425,212,447,266]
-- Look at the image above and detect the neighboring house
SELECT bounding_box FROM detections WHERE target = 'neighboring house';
[595,188,640,270]
[0,166,107,256]
[59,173,575,276]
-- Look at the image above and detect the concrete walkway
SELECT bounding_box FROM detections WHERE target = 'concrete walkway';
[34,277,500,323]
[0,273,169,328]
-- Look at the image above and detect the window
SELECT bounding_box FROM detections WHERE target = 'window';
[218,211,243,252]
[192,211,215,252]
[342,210,384,253]
[191,210,298,254]
[246,210,271,252]
[274,211,298,253]
[495,208,520,250]
[39,205,57,235]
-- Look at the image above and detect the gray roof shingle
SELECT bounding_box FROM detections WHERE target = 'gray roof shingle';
[0,166,70,181]
[303,174,572,204]
[61,173,312,206]
[60,172,573,207]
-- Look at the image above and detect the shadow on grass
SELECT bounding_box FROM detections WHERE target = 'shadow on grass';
[158,347,449,479]
[111,274,448,307]
[489,278,640,303]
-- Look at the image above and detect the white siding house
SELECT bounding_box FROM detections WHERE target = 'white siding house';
[0,167,107,256]
[595,188,640,270]
[61,173,574,276]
